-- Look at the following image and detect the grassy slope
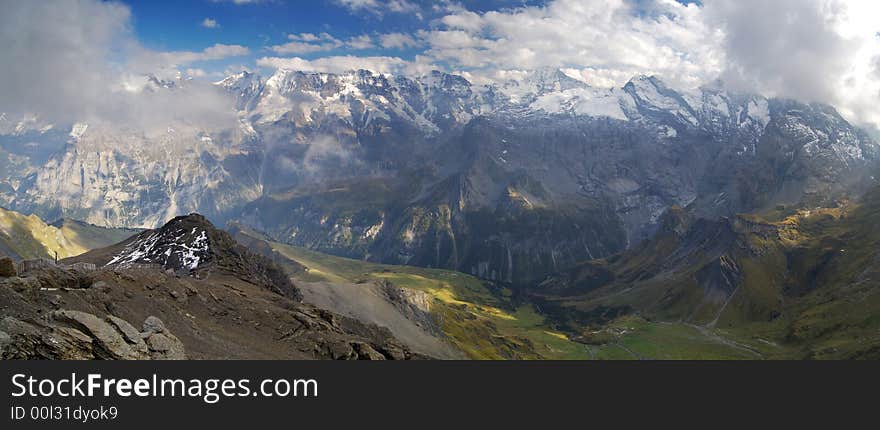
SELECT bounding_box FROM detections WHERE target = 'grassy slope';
[0,207,138,261]
[542,189,880,360]
[254,239,592,359]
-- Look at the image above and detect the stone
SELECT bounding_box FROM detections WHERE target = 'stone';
[106,315,149,356]
[144,332,186,360]
[0,330,10,355]
[142,316,166,334]
[51,310,147,360]
[352,342,387,360]
[0,317,94,360]
[0,257,16,277]
[2,276,41,292]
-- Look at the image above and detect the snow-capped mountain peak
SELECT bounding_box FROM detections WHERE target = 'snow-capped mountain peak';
[106,214,212,271]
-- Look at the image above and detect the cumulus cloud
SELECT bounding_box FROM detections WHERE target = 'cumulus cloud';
[409,0,880,127]
[269,33,377,54]
[201,18,220,29]
[379,33,419,49]
[334,0,422,18]
[703,0,880,126]
[421,0,722,89]
[269,33,344,55]
[0,0,243,130]
[347,34,375,50]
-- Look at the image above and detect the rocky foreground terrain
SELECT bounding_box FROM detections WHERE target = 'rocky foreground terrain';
[0,215,423,359]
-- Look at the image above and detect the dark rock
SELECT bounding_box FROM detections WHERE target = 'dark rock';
[51,310,145,360]
[106,315,149,356]
[352,342,386,360]
[142,316,166,334]
[0,257,16,278]
[0,316,95,359]
[144,332,186,360]
[140,316,185,360]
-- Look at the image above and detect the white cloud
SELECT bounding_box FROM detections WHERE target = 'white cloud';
[413,0,880,128]
[139,44,250,70]
[334,0,421,18]
[201,18,220,29]
[379,33,419,49]
[347,34,375,50]
[422,0,722,90]
[704,0,880,127]
[269,32,343,54]
[0,0,241,130]
[269,32,378,54]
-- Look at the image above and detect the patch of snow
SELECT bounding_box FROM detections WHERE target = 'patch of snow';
[70,123,89,140]
[530,87,629,120]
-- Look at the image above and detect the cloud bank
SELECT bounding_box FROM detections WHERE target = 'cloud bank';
[260,0,879,127]
[2,0,878,129]
[0,0,247,131]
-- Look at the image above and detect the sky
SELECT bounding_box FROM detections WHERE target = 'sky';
[1,0,879,130]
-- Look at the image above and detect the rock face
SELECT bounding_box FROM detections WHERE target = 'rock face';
[0,311,185,360]
[2,69,877,283]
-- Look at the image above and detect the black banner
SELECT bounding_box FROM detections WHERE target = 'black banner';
[1,361,875,428]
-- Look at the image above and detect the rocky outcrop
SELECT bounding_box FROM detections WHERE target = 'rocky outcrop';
[0,312,185,360]
[378,280,442,337]
[140,316,186,360]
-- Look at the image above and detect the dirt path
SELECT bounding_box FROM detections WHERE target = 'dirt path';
[616,342,643,360]
[687,323,762,358]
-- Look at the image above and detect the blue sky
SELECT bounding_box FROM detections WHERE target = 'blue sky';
[122,0,549,77]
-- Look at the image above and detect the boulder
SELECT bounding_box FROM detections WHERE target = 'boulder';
[1,276,41,291]
[52,310,147,360]
[0,316,94,360]
[144,332,186,360]
[141,316,186,360]
[0,256,16,278]
[142,315,167,334]
[106,315,149,356]
[351,342,387,360]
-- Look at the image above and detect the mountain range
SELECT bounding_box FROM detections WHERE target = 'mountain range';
[1,68,876,284]
[2,67,880,359]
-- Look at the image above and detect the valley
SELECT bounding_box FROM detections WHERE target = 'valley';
[231,224,758,359]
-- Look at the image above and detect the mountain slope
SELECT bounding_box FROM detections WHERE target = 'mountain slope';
[0,207,138,261]
[231,224,755,359]
[534,187,880,359]
[0,213,425,360]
